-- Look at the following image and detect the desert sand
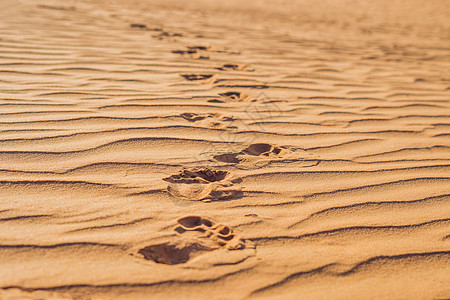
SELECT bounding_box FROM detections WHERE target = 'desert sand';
[0,0,449,299]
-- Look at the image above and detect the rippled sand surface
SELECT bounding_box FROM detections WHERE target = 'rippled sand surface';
[0,0,449,299]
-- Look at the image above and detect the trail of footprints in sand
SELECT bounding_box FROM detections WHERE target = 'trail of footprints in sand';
[1,3,449,297]
[131,20,337,264]
[157,31,359,265]
[130,20,288,263]
[142,27,322,264]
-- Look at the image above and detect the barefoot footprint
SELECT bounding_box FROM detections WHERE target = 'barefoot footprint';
[179,112,234,128]
[130,23,147,29]
[216,64,254,71]
[172,49,197,55]
[180,74,216,83]
[187,46,210,51]
[130,24,166,32]
[175,216,244,250]
[154,31,183,39]
[207,91,252,103]
[163,168,242,201]
[137,216,245,265]
[212,143,320,169]
[172,46,209,59]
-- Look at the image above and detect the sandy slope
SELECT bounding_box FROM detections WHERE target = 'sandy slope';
[0,0,449,299]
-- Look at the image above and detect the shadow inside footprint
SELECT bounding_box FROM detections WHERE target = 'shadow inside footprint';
[243,143,286,156]
[180,74,215,81]
[177,215,213,229]
[172,50,197,55]
[187,46,210,51]
[214,143,287,163]
[219,91,252,102]
[213,153,240,164]
[207,99,225,103]
[38,4,76,11]
[216,64,254,71]
[155,31,183,38]
[164,168,237,184]
[172,47,210,59]
[138,242,212,265]
[130,23,147,29]
[180,112,208,122]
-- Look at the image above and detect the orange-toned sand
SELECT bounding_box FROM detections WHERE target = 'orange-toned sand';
[0,0,449,299]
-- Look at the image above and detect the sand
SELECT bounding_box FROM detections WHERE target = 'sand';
[0,0,449,299]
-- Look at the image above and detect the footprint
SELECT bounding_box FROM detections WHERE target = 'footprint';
[213,143,291,165]
[179,112,234,128]
[130,24,166,34]
[130,23,147,29]
[137,242,212,265]
[212,143,320,169]
[243,143,290,157]
[180,74,215,83]
[172,50,197,55]
[216,64,254,71]
[207,99,226,103]
[174,216,244,249]
[213,91,253,103]
[137,216,245,265]
[154,31,183,39]
[163,168,242,201]
[187,46,210,51]
[184,46,240,55]
[172,48,210,60]
[180,112,217,122]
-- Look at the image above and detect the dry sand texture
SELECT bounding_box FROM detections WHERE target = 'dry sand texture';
[0,0,449,299]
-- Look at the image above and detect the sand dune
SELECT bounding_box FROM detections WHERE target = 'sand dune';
[0,0,449,299]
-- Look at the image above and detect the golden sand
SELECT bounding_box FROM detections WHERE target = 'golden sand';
[0,0,449,299]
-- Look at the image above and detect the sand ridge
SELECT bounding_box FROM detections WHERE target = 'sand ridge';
[0,0,449,299]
